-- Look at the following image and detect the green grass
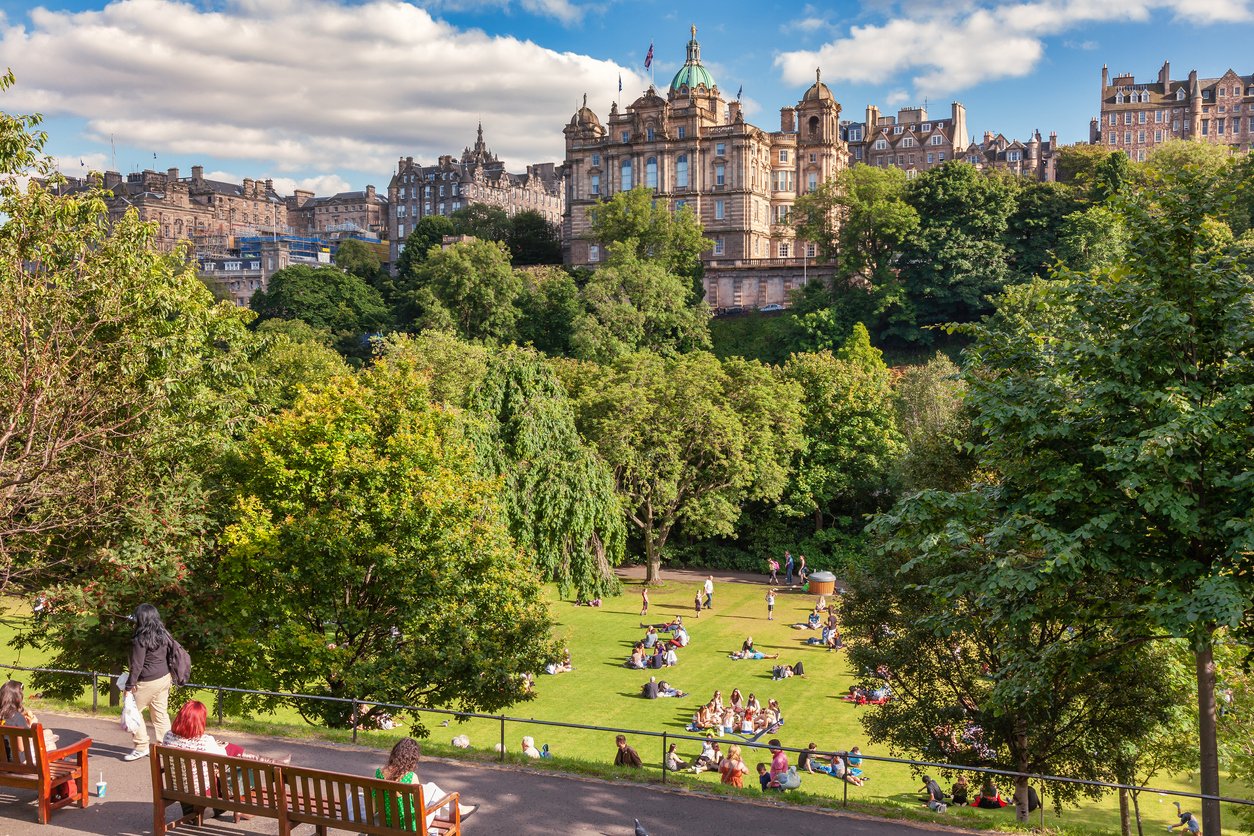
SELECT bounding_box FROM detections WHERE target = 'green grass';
[3,583,1249,834]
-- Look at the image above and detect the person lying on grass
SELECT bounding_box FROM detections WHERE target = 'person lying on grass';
[729,648,780,660]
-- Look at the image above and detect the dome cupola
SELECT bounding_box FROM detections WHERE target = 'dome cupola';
[669,25,716,93]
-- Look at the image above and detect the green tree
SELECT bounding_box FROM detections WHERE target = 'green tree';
[1055,204,1127,273]
[450,203,510,243]
[332,238,384,285]
[249,319,350,412]
[892,352,973,493]
[955,140,1254,832]
[895,162,1017,340]
[249,264,388,358]
[220,353,556,728]
[395,215,456,283]
[587,186,708,290]
[560,351,803,583]
[507,210,562,265]
[571,244,711,362]
[516,266,582,356]
[400,238,521,342]
[781,325,902,530]
[1054,144,1118,188]
[1005,178,1083,281]
[466,347,626,598]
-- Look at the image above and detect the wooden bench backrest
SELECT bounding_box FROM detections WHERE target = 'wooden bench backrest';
[151,745,283,817]
[283,764,429,835]
[0,724,45,776]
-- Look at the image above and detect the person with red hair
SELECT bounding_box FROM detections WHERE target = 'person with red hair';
[164,700,286,762]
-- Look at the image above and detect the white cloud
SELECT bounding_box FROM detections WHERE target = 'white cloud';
[885,89,910,106]
[424,0,588,25]
[0,0,644,178]
[775,0,1252,98]
[50,152,110,173]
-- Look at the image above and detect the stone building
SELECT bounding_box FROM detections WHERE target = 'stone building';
[55,166,288,252]
[386,125,564,264]
[1091,62,1254,160]
[562,27,847,309]
[196,239,295,307]
[957,130,1061,180]
[287,186,388,237]
[842,103,968,176]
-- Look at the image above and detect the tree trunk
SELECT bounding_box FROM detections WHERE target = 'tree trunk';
[644,537,661,584]
[813,509,824,533]
[1132,791,1144,836]
[1013,774,1030,823]
[1195,639,1222,835]
[1013,724,1031,823]
[1119,788,1132,836]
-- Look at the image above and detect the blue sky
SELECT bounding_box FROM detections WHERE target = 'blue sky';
[1,0,1252,195]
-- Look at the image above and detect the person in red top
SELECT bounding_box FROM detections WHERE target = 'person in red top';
[768,738,789,784]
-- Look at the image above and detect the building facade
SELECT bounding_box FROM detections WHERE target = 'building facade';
[1092,62,1254,160]
[287,186,388,237]
[386,125,564,264]
[842,103,967,176]
[562,27,847,308]
[957,130,1061,180]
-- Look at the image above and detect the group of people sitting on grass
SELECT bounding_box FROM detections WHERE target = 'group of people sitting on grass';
[842,663,893,705]
[795,742,869,786]
[544,649,573,676]
[640,676,687,699]
[626,619,689,669]
[922,774,1039,813]
[686,688,784,738]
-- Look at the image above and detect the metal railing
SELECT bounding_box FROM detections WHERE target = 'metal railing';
[5,662,1251,828]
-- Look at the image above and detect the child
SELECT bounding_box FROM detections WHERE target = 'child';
[766,589,775,621]
[757,762,777,791]
[693,590,703,618]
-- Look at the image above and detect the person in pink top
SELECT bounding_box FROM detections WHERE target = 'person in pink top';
[768,738,789,783]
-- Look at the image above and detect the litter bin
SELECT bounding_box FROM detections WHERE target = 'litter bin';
[808,571,836,596]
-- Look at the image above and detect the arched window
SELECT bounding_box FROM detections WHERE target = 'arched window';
[676,154,689,188]
[808,115,820,137]
[621,159,633,191]
[646,156,658,189]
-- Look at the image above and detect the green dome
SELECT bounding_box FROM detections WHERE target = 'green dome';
[669,26,716,93]
[671,62,715,92]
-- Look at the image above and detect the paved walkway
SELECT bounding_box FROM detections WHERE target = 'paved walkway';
[0,712,969,836]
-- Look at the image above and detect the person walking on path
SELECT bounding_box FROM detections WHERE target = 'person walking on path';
[123,603,177,762]
[768,557,780,584]
[766,589,776,621]
[784,551,794,586]
[640,587,649,617]
[798,554,808,584]
[703,576,714,610]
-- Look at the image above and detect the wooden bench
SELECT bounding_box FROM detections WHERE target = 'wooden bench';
[0,722,91,824]
[151,744,462,835]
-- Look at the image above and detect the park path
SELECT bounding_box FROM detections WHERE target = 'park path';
[0,712,977,836]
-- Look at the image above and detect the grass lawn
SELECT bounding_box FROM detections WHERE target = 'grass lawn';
[2,580,1247,834]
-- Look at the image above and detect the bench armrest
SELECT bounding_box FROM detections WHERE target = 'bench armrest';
[46,737,92,762]
[424,790,458,816]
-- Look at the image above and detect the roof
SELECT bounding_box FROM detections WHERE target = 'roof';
[802,68,834,103]
[670,26,716,93]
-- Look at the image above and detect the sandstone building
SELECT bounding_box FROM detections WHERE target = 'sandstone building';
[562,27,847,309]
[1092,62,1254,160]
[287,186,388,237]
[386,125,564,265]
[957,130,1061,180]
[842,103,967,175]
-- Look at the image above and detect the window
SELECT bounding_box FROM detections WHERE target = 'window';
[1141,91,1150,103]
[677,126,686,139]
[1220,105,1228,113]
[621,130,630,143]
[938,152,946,161]
[809,153,816,162]
[854,148,863,160]
[927,152,934,164]
[1109,113,1117,126]
[779,243,790,258]
[806,243,816,257]
[645,127,655,142]
[1203,90,1211,100]
[1008,150,1021,162]
[1138,111,1146,124]
[1177,88,1186,101]
[715,164,726,186]
[921,122,931,131]
[589,244,600,262]
[676,154,689,188]
[1124,131,1132,144]
[1115,92,1125,104]
[1138,130,1146,143]
[894,125,903,134]
[1202,120,1210,136]
[930,135,943,145]
[775,204,789,223]
[590,174,600,196]
[849,127,862,142]
[874,138,888,150]
[807,173,817,192]
[1137,149,1147,162]
[1235,104,1243,113]
[715,142,726,156]
[779,149,789,163]
[439,185,446,196]
[646,156,658,189]
[906,169,918,179]
[621,159,632,190]
[1155,130,1163,142]
[1220,87,1227,96]
[1155,110,1163,123]
[713,237,725,255]
[675,199,686,210]
[902,136,916,147]
[754,239,760,256]
[1218,118,1226,135]
[591,154,601,167]
[1173,120,1181,132]
[1124,112,1133,125]
[714,199,725,220]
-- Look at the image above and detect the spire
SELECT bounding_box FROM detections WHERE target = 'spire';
[686,24,701,65]
[582,93,587,108]
[816,67,821,83]
[477,121,484,144]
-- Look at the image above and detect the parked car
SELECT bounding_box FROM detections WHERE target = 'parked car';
[759,303,785,312]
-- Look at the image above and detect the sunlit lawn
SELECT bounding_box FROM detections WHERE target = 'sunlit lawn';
[3,578,1247,834]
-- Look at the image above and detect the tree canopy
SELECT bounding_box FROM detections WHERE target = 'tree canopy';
[249,264,388,358]
[398,238,521,341]
[587,186,708,289]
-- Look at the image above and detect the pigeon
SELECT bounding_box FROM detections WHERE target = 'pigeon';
[634,819,649,836]
[440,719,450,727]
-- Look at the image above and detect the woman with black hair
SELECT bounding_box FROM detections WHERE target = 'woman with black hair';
[123,603,176,762]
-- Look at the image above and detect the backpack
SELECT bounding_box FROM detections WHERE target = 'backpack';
[166,637,192,686]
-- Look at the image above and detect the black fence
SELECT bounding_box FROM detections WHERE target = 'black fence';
[6,661,1251,829]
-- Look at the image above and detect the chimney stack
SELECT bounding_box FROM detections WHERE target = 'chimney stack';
[192,165,203,182]
[167,167,179,182]
[780,107,796,133]
[366,185,376,199]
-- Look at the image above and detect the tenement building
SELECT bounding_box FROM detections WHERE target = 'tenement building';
[287,186,388,237]
[386,125,564,265]
[1092,62,1254,160]
[957,130,1061,181]
[562,27,847,309]
[842,103,967,176]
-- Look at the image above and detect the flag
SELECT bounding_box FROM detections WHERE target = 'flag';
[618,74,623,94]
[644,42,653,70]
[737,85,743,101]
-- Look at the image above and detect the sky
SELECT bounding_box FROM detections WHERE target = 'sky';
[1,0,1253,196]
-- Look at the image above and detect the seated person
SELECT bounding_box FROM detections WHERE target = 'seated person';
[540,743,552,759]
[797,742,821,774]
[521,736,540,758]
[740,707,755,733]
[950,774,970,806]
[729,688,744,711]
[757,762,780,791]
[709,690,724,713]
[663,644,679,667]
[825,626,843,650]
[626,644,646,669]
[656,680,686,698]
[844,685,870,703]
[642,677,660,699]
[664,743,689,772]
[831,753,865,786]
[648,645,666,669]
[741,637,756,652]
[642,627,659,649]
[808,610,822,630]
[869,684,891,702]
[972,780,1008,808]
[815,595,827,611]
[671,626,690,647]
[721,706,736,734]
[846,746,863,775]
[745,694,761,713]
[767,698,783,722]
[692,737,721,773]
